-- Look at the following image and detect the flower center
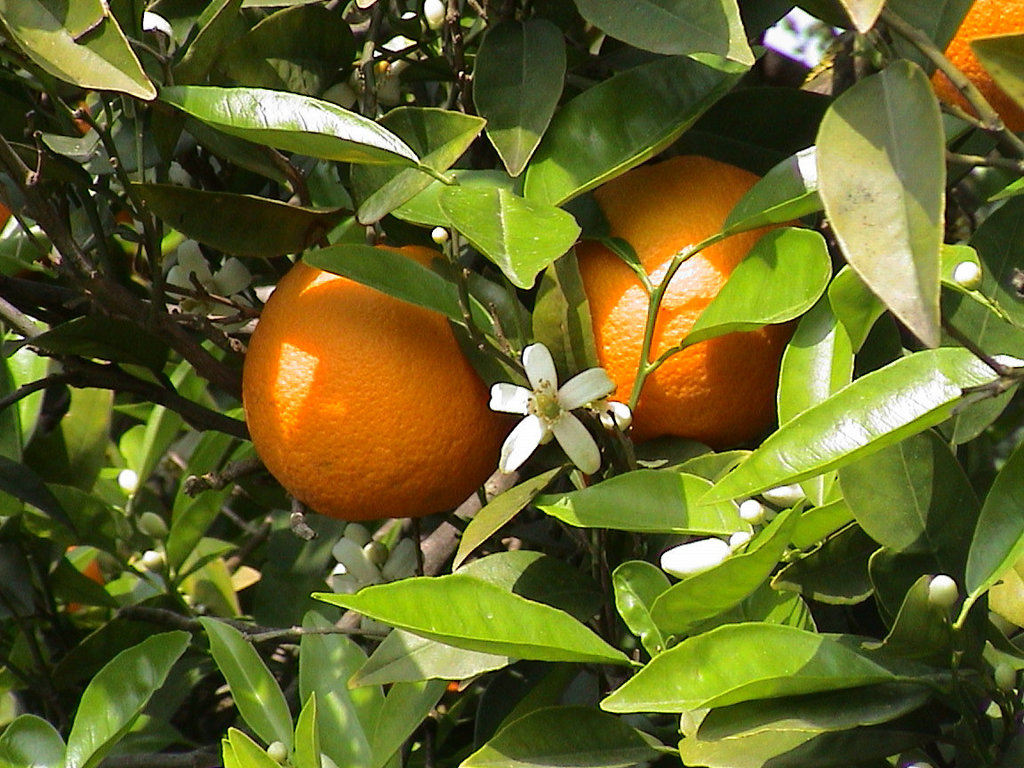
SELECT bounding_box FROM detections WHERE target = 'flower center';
[530,385,563,425]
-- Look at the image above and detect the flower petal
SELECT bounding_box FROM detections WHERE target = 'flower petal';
[214,258,252,296]
[522,343,558,392]
[499,414,546,473]
[557,367,615,410]
[490,383,532,415]
[551,413,601,474]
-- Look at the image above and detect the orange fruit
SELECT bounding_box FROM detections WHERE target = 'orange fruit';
[930,0,1024,132]
[576,156,792,448]
[242,245,508,521]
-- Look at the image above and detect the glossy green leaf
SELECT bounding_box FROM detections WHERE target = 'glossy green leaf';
[966,196,1024,328]
[463,706,663,768]
[840,430,979,557]
[457,551,602,621]
[438,186,580,289]
[817,60,945,348]
[352,108,486,224]
[0,455,74,530]
[722,147,823,236]
[216,5,355,96]
[135,184,345,258]
[65,631,190,768]
[703,347,1002,502]
[827,265,886,352]
[224,728,279,768]
[392,169,515,226]
[970,34,1024,111]
[293,695,320,768]
[172,0,244,85]
[26,315,169,375]
[773,524,877,605]
[703,582,816,632]
[536,470,744,535]
[454,467,563,570]
[681,228,831,349]
[601,623,894,713]
[315,575,630,665]
[651,507,801,634]
[474,19,565,176]
[0,714,65,768]
[612,561,670,656]
[840,0,885,30]
[870,576,953,665]
[200,617,293,751]
[965,441,1024,603]
[0,0,156,99]
[790,498,855,550]
[159,86,419,166]
[523,55,744,206]
[370,681,447,768]
[299,612,378,768]
[573,0,753,63]
[532,249,600,377]
[304,244,468,324]
[354,629,510,687]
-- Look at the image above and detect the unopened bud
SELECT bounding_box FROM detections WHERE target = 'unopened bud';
[761,484,805,508]
[118,468,139,493]
[927,574,959,609]
[431,226,449,244]
[424,0,446,30]
[660,538,730,579]
[363,540,389,567]
[267,741,288,763]
[952,260,982,291]
[139,549,165,572]
[137,512,169,539]
[739,499,766,524]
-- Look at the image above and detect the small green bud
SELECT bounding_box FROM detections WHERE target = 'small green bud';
[267,741,289,763]
[137,512,169,539]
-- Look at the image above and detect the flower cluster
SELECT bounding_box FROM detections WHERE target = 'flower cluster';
[489,343,631,475]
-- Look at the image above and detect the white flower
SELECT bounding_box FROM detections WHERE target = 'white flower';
[660,538,730,578]
[592,398,633,432]
[166,242,252,321]
[330,528,417,594]
[489,343,618,474]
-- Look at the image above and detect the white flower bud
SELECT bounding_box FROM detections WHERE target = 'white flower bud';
[761,484,805,508]
[660,538,730,579]
[431,226,449,244]
[729,530,752,550]
[139,549,165,572]
[952,260,982,290]
[424,0,446,30]
[267,741,288,763]
[927,574,959,609]
[739,499,766,524]
[118,468,139,493]
[363,540,389,567]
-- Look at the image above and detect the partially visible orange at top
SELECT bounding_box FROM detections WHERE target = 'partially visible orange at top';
[930,0,1024,132]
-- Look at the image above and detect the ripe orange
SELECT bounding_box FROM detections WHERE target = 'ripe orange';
[576,156,792,448]
[930,0,1024,132]
[242,245,508,521]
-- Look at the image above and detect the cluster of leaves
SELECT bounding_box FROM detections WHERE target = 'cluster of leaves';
[1,0,1024,767]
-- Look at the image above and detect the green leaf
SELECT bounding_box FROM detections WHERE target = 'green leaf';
[722,147,823,236]
[523,55,744,206]
[159,86,419,166]
[392,169,515,227]
[216,4,355,96]
[532,250,600,376]
[573,0,753,64]
[224,728,280,768]
[612,561,670,656]
[200,617,293,751]
[315,575,630,665]
[680,228,831,349]
[840,0,886,31]
[25,315,169,376]
[0,714,65,768]
[885,0,974,69]
[601,624,894,713]
[650,507,801,635]
[870,576,953,665]
[65,631,190,768]
[790,498,855,550]
[474,19,566,177]
[0,455,75,531]
[454,467,563,570]
[352,107,486,224]
[133,184,346,258]
[817,60,945,347]
[536,470,744,535]
[299,612,378,768]
[965,441,1024,602]
[773,524,878,605]
[354,629,510,687]
[303,243,468,324]
[172,0,244,85]
[827,265,887,352]
[0,0,156,99]
[703,347,1003,502]
[839,430,979,558]
[438,186,580,289]
[370,680,447,768]
[293,695,320,768]
[972,34,1024,111]
[463,706,663,768]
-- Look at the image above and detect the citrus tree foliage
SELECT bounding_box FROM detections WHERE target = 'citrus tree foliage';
[2,1,1024,767]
